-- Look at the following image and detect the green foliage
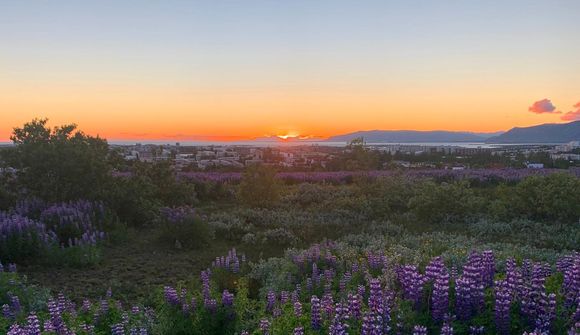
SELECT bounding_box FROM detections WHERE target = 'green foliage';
[342,137,380,170]
[409,180,485,224]
[5,118,111,202]
[238,164,280,207]
[158,211,213,250]
[492,173,580,222]
[108,162,197,226]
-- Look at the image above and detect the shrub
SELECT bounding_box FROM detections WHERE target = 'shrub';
[0,212,56,263]
[493,173,580,222]
[238,165,280,208]
[158,206,213,249]
[408,180,484,224]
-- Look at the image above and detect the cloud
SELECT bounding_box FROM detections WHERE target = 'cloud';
[561,101,580,121]
[528,99,560,114]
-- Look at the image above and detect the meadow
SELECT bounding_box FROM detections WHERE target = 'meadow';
[1,120,579,334]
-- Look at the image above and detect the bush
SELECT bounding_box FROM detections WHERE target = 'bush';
[0,212,55,263]
[492,173,580,222]
[158,207,213,249]
[238,165,280,208]
[408,180,484,224]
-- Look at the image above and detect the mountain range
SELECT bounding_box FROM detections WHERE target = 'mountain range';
[325,121,579,144]
[485,121,580,143]
[326,130,502,143]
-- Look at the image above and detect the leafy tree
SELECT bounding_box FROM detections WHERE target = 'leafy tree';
[238,164,279,207]
[344,137,379,170]
[5,118,111,202]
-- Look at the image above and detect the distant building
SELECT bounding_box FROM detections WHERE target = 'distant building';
[526,163,544,169]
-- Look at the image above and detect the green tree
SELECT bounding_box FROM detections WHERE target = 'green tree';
[5,118,111,201]
[344,137,379,170]
[238,164,279,207]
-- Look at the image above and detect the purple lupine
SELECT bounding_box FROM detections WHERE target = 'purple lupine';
[266,290,276,312]
[441,322,454,335]
[222,290,234,306]
[311,296,322,330]
[293,326,304,335]
[368,278,383,314]
[494,279,512,335]
[25,312,41,335]
[7,324,24,335]
[2,303,13,319]
[322,292,335,320]
[348,293,362,320]
[329,313,348,335]
[361,311,382,335]
[259,319,271,335]
[469,326,485,335]
[312,262,320,286]
[455,276,473,321]
[206,299,217,313]
[200,270,212,306]
[562,255,580,307]
[293,301,302,317]
[397,265,425,308]
[412,325,427,335]
[534,292,556,333]
[280,291,289,305]
[429,257,449,322]
[112,323,125,335]
[163,286,180,306]
[506,258,523,300]
[482,250,496,287]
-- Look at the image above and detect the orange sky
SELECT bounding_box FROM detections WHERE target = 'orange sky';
[1,81,577,142]
[1,1,579,142]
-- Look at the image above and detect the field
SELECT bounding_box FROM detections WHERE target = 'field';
[1,166,579,334]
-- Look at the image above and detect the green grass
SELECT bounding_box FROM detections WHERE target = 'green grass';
[20,226,234,303]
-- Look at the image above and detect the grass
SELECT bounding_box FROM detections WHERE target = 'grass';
[21,226,233,303]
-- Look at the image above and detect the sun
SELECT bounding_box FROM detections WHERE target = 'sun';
[276,132,300,140]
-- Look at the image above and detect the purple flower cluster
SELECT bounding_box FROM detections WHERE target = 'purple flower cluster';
[177,168,580,184]
[212,248,245,273]
[397,265,426,308]
[427,257,449,322]
[40,200,107,247]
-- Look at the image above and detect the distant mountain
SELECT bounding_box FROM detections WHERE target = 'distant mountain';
[486,121,580,144]
[326,130,499,143]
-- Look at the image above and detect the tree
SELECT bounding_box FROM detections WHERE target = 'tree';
[5,118,111,201]
[344,137,379,170]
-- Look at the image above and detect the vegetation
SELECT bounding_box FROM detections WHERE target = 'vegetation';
[0,119,578,334]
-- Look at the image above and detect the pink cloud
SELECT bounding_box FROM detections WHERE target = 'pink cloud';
[528,98,560,114]
[561,101,580,121]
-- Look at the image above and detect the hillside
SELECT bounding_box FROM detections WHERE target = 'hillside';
[326,130,497,143]
[486,121,580,143]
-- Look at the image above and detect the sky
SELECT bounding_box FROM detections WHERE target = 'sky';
[1,0,579,141]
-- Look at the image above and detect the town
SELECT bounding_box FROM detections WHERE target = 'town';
[114,140,580,171]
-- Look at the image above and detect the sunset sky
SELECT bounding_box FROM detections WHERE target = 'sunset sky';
[1,1,579,141]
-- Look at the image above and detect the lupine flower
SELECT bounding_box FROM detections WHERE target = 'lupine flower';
[266,290,276,312]
[259,319,271,335]
[311,296,322,330]
[112,323,125,335]
[293,301,302,317]
[494,279,512,335]
[412,325,427,335]
[222,290,234,306]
